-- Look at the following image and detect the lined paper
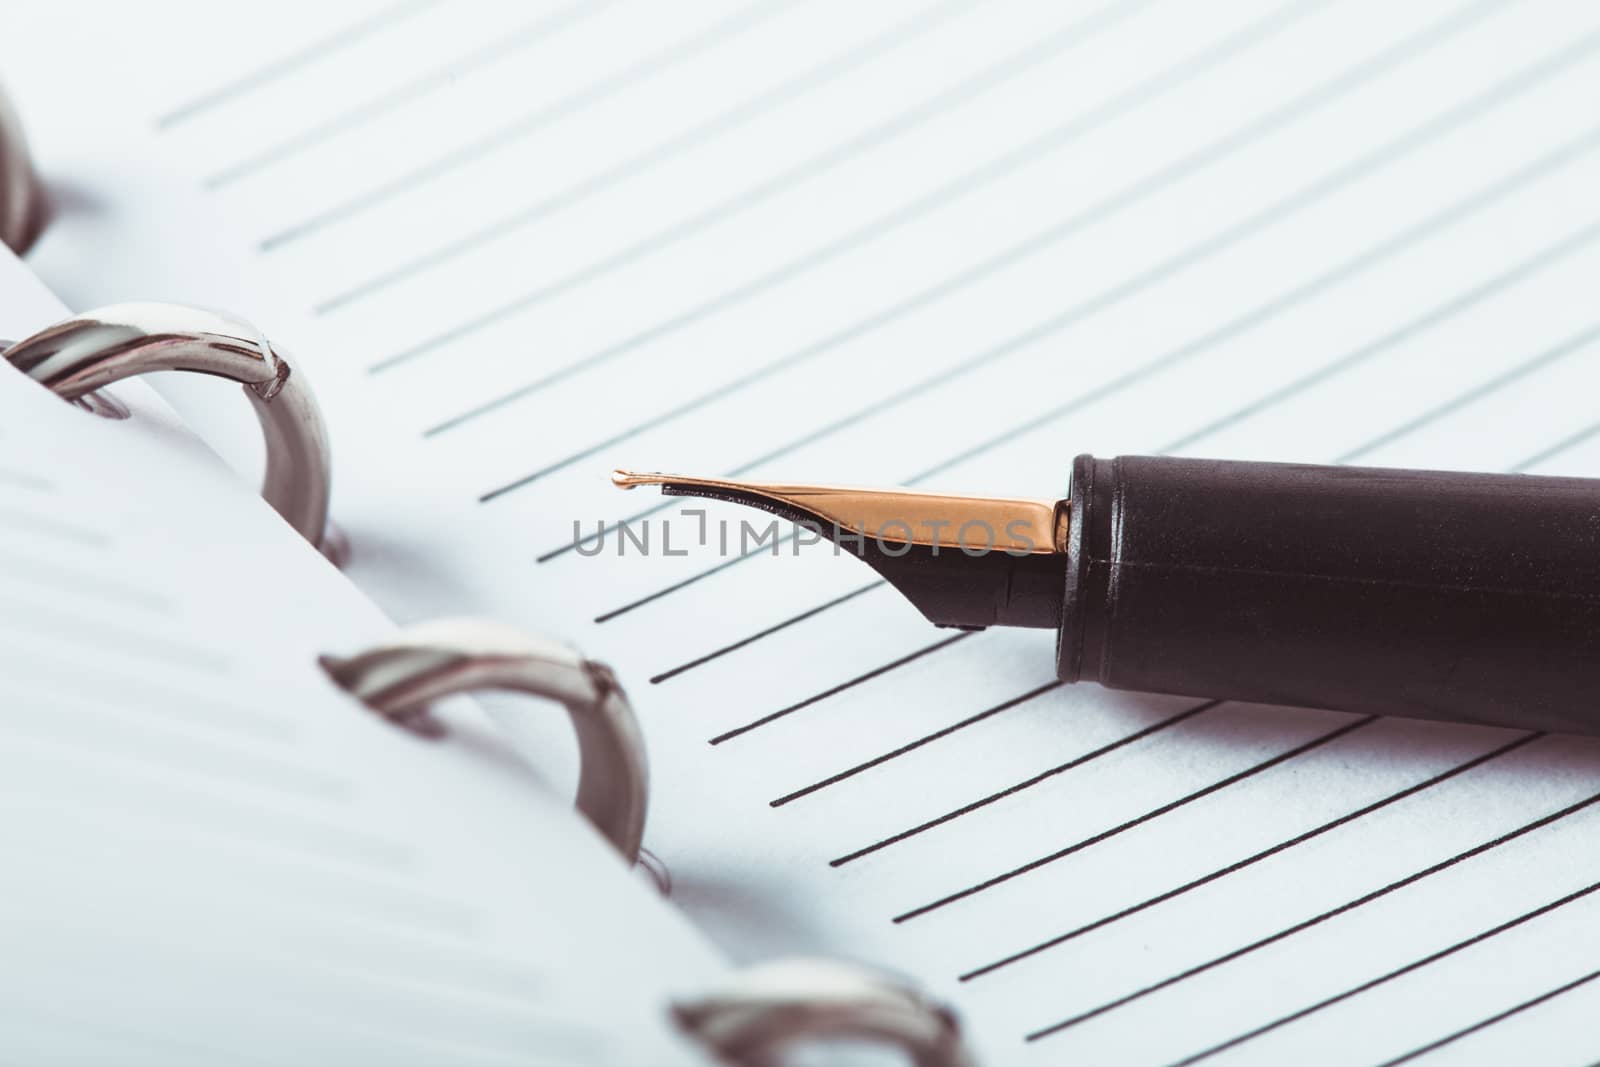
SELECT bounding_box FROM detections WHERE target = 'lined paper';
[0,252,718,1065]
[6,0,1600,1061]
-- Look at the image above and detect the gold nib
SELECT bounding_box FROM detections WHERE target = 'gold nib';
[611,469,1066,554]
[612,469,667,489]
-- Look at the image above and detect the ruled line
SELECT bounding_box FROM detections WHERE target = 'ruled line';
[0,646,293,742]
[580,35,1594,619]
[317,0,983,312]
[544,486,714,561]
[593,534,800,622]
[892,716,1374,923]
[707,631,972,745]
[10,782,478,934]
[915,122,1600,482]
[205,0,613,188]
[960,733,1540,982]
[0,465,52,492]
[1336,320,1600,464]
[916,324,1599,958]
[1161,214,1600,457]
[0,549,174,611]
[424,0,1326,432]
[1515,419,1600,470]
[4,695,348,801]
[1372,967,1600,1067]
[833,700,1221,867]
[1025,790,1600,1042]
[1175,878,1600,1066]
[372,0,1156,370]
[949,395,1595,993]
[116,6,1600,1054]
[539,89,1597,567]
[259,0,793,250]
[475,0,1506,495]
[0,597,230,674]
[155,0,439,129]
[0,506,109,547]
[610,201,1600,709]
[693,307,1555,777]
[541,502,669,560]
[652,581,882,683]
[769,681,1062,806]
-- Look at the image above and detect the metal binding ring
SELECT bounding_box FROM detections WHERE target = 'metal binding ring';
[673,958,976,1067]
[319,619,650,865]
[1,84,49,255]
[1,303,333,554]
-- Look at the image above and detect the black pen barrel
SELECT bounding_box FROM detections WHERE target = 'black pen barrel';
[1058,454,1600,735]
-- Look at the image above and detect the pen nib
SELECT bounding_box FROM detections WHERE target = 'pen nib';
[611,469,666,489]
[609,469,1069,631]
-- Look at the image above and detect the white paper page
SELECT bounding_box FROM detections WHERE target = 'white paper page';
[6,2,1600,1063]
[0,251,720,1065]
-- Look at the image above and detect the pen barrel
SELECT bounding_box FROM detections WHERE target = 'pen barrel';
[1058,454,1600,736]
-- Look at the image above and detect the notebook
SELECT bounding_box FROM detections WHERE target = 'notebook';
[5,0,1600,1062]
[0,253,727,1064]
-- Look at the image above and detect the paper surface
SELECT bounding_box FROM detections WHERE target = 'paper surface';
[0,251,719,1065]
[6,0,1600,1061]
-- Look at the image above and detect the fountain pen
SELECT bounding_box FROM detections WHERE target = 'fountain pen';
[616,455,1600,737]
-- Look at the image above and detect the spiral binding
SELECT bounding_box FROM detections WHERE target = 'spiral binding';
[675,957,975,1066]
[1,303,337,558]
[3,79,971,1060]
[321,618,652,865]
[2,88,334,555]
[0,84,47,255]
[320,621,975,1062]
